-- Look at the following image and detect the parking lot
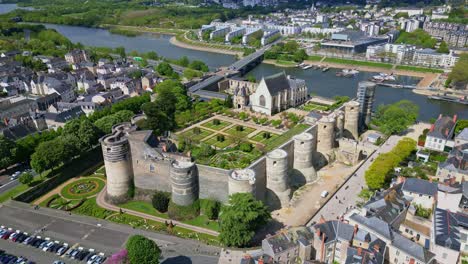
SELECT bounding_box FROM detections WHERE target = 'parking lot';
[0,201,220,264]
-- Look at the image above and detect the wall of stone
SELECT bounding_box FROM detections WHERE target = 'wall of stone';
[197,164,230,202]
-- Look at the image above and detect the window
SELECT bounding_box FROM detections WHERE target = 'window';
[149,164,155,172]
[259,95,266,107]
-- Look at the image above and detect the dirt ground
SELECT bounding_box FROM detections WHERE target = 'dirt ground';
[272,162,359,227]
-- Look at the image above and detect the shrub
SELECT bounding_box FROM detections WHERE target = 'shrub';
[236,125,244,132]
[167,200,200,220]
[414,204,432,219]
[201,199,221,220]
[271,120,281,128]
[239,143,253,152]
[193,127,201,135]
[126,235,161,264]
[213,119,220,125]
[263,132,271,139]
[152,191,171,213]
[217,134,225,142]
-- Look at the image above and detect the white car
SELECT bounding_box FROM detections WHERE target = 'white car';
[320,191,329,198]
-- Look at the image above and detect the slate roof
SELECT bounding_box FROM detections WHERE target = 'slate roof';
[348,213,393,241]
[434,208,462,251]
[44,106,84,123]
[402,178,438,196]
[456,128,468,141]
[263,227,314,254]
[262,72,290,96]
[427,115,456,140]
[392,233,435,263]
[364,183,409,224]
[439,144,468,172]
[314,220,355,244]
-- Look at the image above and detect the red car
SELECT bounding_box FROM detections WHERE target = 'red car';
[1,231,12,239]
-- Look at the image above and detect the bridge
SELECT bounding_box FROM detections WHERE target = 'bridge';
[187,48,268,98]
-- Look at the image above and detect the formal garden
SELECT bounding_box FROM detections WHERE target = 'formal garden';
[175,115,311,169]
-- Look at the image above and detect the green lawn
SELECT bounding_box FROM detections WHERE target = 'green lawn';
[265,124,311,151]
[250,132,280,145]
[71,197,114,219]
[307,55,323,61]
[324,58,393,69]
[179,128,213,142]
[301,103,329,111]
[200,119,232,131]
[275,60,297,66]
[225,126,256,137]
[395,65,444,73]
[203,135,234,149]
[120,200,220,232]
[0,177,46,203]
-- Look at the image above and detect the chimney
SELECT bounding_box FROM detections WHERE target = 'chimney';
[258,257,264,264]
[162,144,167,152]
[438,114,442,119]
[445,128,449,136]
[453,114,457,123]
[357,247,362,256]
[319,215,326,224]
[316,228,321,237]
[353,224,359,236]
[429,123,435,132]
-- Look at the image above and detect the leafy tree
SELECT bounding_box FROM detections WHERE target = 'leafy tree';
[141,102,174,136]
[176,56,189,67]
[372,100,419,135]
[154,80,191,112]
[156,62,174,76]
[396,29,437,48]
[152,191,170,213]
[219,193,270,247]
[19,172,34,185]
[111,93,150,114]
[0,136,16,170]
[293,49,308,62]
[126,235,161,264]
[437,41,449,54]
[455,120,468,134]
[78,119,101,150]
[183,68,203,79]
[201,199,220,220]
[94,115,120,134]
[448,54,468,89]
[144,51,158,60]
[115,46,126,59]
[188,60,209,72]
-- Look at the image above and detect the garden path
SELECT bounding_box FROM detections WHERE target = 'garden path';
[96,189,220,236]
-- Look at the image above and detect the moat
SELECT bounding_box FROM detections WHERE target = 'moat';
[16,22,468,121]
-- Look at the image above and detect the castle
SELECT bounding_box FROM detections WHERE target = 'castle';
[100,100,376,209]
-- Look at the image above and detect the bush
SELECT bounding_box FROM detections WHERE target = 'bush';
[152,191,170,213]
[217,134,225,142]
[167,200,200,220]
[213,119,220,125]
[236,125,244,132]
[126,235,161,264]
[201,199,221,220]
[271,120,281,128]
[193,127,201,135]
[263,132,271,139]
[239,143,253,152]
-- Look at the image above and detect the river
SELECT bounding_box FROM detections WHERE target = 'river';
[2,16,466,121]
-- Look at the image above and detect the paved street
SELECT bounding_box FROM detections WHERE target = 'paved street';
[0,201,220,264]
[308,135,401,225]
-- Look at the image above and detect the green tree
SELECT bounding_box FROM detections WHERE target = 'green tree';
[115,46,126,59]
[0,136,16,170]
[372,100,419,135]
[152,191,170,213]
[94,115,120,134]
[201,199,220,220]
[126,235,161,264]
[219,193,270,247]
[437,41,449,54]
[188,60,209,72]
[293,49,308,62]
[448,54,468,89]
[78,119,101,150]
[177,56,190,67]
[156,62,174,76]
[18,172,34,185]
[141,102,174,136]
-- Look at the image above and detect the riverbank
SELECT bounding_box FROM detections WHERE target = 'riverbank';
[170,35,242,56]
[263,59,297,67]
[303,59,439,88]
[101,24,186,36]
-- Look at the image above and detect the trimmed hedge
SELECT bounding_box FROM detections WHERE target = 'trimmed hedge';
[152,191,171,213]
[167,200,200,221]
[365,137,416,190]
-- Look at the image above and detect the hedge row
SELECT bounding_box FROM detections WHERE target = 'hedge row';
[365,137,416,190]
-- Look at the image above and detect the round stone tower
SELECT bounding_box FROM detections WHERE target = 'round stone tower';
[101,125,134,204]
[317,117,336,154]
[344,101,360,140]
[266,149,290,208]
[228,169,256,196]
[336,110,345,138]
[170,160,198,206]
[293,132,314,169]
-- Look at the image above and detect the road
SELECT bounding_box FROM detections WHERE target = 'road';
[0,201,220,264]
[308,135,401,225]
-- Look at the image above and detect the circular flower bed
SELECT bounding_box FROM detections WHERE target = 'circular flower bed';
[61,178,105,200]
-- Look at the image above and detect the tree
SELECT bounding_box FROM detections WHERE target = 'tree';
[156,62,174,76]
[177,56,190,67]
[126,235,161,264]
[372,100,419,135]
[293,49,308,62]
[201,199,220,220]
[94,115,120,134]
[141,102,174,136]
[219,193,270,247]
[152,191,170,213]
[437,41,449,54]
[188,60,209,72]
[0,136,16,170]
[115,46,126,60]
[448,54,468,89]
[19,172,33,185]
[78,119,101,150]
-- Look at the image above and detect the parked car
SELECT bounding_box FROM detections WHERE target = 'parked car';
[42,241,54,252]
[22,237,34,245]
[56,244,69,256]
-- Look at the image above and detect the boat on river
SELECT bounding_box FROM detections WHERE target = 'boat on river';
[428,94,468,105]
[322,67,330,72]
[371,73,396,82]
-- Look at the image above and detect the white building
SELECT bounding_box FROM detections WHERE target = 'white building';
[366,43,416,63]
[401,178,437,209]
[401,19,421,32]
[225,27,246,42]
[261,30,281,46]
[249,72,307,116]
[413,49,459,68]
[395,8,424,16]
